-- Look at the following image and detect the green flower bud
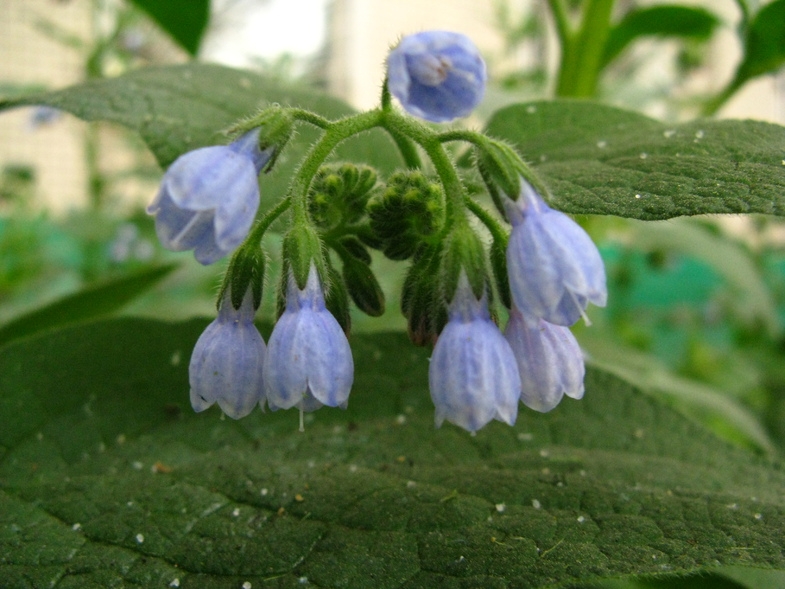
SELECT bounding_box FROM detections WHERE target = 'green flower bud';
[309,163,379,230]
[324,260,352,335]
[337,241,385,317]
[367,170,444,260]
[401,244,447,346]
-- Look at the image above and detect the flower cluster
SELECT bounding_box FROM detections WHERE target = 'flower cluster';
[428,181,606,430]
[189,265,353,422]
[146,29,607,434]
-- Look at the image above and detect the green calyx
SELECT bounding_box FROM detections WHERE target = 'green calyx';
[401,244,447,346]
[282,224,326,291]
[441,226,489,304]
[228,104,295,172]
[219,244,266,311]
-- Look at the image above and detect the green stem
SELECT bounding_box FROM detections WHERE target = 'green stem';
[546,0,573,48]
[555,0,614,97]
[289,108,331,129]
[702,75,743,117]
[464,197,508,246]
[381,76,392,112]
[246,196,292,245]
[387,127,423,169]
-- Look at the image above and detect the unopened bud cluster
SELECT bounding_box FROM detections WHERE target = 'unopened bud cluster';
[146,30,607,432]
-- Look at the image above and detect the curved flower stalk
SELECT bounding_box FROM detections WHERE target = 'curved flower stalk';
[505,181,607,326]
[189,288,266,419]
[147,129,272,264]
[505,308,585,413]
[387,30,486,123]
[429,273,521,432]
[264,264,354,414]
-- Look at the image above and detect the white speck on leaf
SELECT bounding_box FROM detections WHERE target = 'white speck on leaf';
[639,153,648,159]
[135,533,144,543]
[577,516,586,523]
[695,130,705,139]
[532,499,542,509]
[233,508,240,517]
[169,579,180,588]
[596,140,607,148]
[495,503,506,513]
[72,523,81,531]
[526,105,537,114]
[243,582,252,589]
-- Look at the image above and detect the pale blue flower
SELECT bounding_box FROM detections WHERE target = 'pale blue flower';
[147,129,271,265]
[387,30,486,123]
[189,288,266,419]
[429,273,520,432]
[505,308,585,413]
[264,264,354,412]
[505,182,607,326]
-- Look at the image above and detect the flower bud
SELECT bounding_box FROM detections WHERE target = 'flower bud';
[387,30,487,123]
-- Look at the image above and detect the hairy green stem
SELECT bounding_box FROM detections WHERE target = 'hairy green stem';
[289,108,331,129]
[464,197,509,247]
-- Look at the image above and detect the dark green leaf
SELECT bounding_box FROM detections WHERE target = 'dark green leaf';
[127,0,209,56]
[0,264,176,349]
[735,0,785,85]
[485,100,785,220]
[602,5,720,68]
[1,318,784,586]
[0,64,402,221]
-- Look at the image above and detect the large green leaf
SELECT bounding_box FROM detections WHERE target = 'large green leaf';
[0,64,401,218]
[1,318,784,587]
[0,263,176,349]
[127,0,210,56]
[602,5,720,68]
[485,101,785,220]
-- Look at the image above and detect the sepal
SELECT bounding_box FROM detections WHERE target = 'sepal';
[227,105,294,172]
[219,243,266,311]
[282,224,326,290]
[441,226,488,303]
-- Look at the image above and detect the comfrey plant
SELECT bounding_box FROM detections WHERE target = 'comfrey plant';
[147,30,606,432]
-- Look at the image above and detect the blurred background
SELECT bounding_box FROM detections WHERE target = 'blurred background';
[2,0,785,456]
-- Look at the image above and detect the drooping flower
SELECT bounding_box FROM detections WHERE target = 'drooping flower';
[387,30,486,123]
[504,308,585,413]
[505,181,607,326]
[147,129,272,265]
[189,288,266,419]
[264,264,354,412]
[429,272,520,432]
